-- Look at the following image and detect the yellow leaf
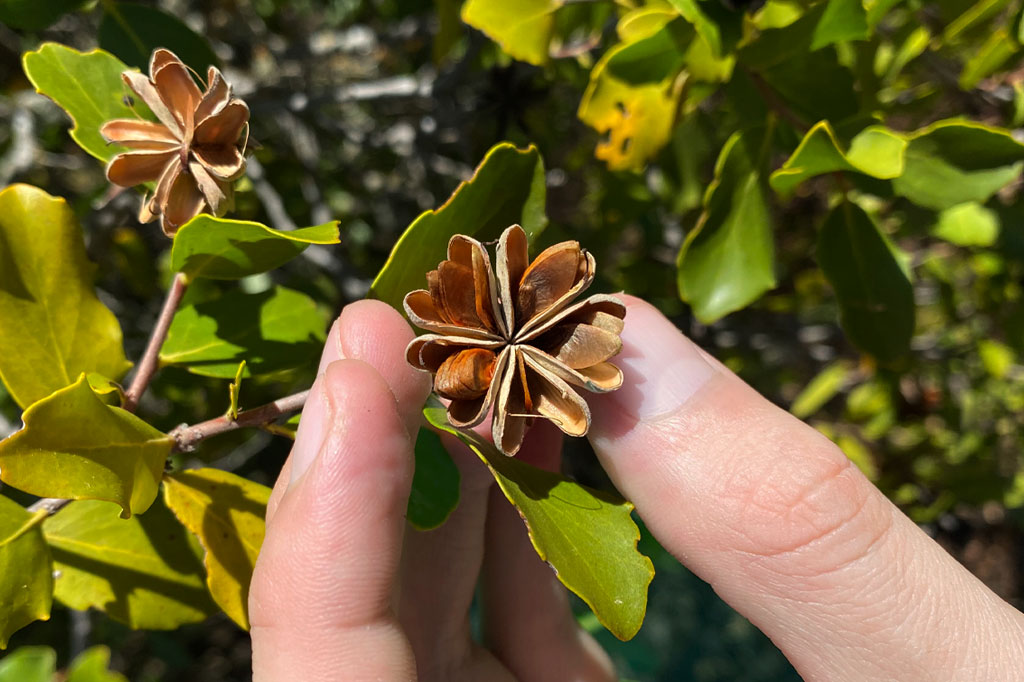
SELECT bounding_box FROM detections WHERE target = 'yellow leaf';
[163,468,270,629]
[0,184,131,409]
[0,375,172,517]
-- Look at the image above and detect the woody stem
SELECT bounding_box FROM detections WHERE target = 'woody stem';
[123,273,188,413]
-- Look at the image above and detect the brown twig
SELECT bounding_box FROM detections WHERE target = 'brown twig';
[169,390,309,453]
[26,390,309,517]
[123,273,189,412]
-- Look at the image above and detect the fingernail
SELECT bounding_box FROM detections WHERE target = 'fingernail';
[289,372,333,485]
[608,301,717,421]
[316,318,343,376]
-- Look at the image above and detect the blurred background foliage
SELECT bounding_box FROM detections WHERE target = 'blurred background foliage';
[2,0,1024,678]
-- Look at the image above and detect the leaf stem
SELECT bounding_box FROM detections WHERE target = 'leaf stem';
[123,273,188,412]
[25,389,310,516]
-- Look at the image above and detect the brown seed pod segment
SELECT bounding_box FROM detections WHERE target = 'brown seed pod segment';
[404,224,626,456]
[101,48,250,236]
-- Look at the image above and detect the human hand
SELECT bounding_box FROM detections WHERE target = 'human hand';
[250,296,1024,681]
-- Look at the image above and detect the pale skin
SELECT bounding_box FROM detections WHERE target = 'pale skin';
[249,296,1024,681]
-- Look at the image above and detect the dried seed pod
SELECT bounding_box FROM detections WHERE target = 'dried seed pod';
[404,224,626,456]
[101,48,250,236]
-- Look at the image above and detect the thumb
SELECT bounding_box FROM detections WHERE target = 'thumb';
[588,296,1024,682]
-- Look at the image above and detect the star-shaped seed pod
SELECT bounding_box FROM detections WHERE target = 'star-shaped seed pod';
[101,48,250,236]
[404,224,626,456]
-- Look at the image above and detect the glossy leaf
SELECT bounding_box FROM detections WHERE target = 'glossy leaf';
[43,499,216,629]
[461,0,561,65]
[21,44,141,164]
[160,286,328,378]
[933,202,1000,246]
[369,143,547,311]
[0,0,86,31]
[0,185,131,409]
[169,216,340,281]
[677,131,776,323]
[0,375,172,517]
[0,497,52,649]
[893,120,1024,210]
[99,2,219,72]
[770,121,906,195]
[67,647,129,682]
[0,646,54,681]
[407,427,460,530]
[163,468,271,630]
[424,402,653,641]
[817,202,915,363]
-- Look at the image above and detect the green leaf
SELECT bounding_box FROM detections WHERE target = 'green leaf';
[892,120,1024,210]
[759,50,859,123]
[461,0,562,65]
[407,428,460,531]
[810,0,870,50]
[0,0,86,31]
[369,143,547,311]
[43,498,216,629]
[677,131,776,323]
[160,286,328,379]
[817,202,915,363]
[99,2,219,73]
[170,216,340,281]
[959,29,1019,89]
[21,44,141,164]
[0,646,54,681]
[604,18,691,84]
[770,121,907,195]
[790,360,853,418]
[163,468,270,630]
[424,402,653,641]
[0,185,131,409]
[578,20,687,171]
[0,497,52,649]
[0,375,172,517]
[67,647,129,682]
[979,339,1015,378]
[741,0,866,66]
[666,0,742,58]
[933,202,1000,246]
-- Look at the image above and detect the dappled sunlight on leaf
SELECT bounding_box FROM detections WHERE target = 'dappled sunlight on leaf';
[43,498,215,630]
[163,468,271,629]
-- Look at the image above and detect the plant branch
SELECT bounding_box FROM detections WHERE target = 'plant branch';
[123,273,188,412]
[169,390,309,453]
[27,390,309,516]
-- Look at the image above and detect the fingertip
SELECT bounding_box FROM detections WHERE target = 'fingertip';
[335,299,433,431]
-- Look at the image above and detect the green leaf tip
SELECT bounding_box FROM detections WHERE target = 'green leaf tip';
[170,216,341,281]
